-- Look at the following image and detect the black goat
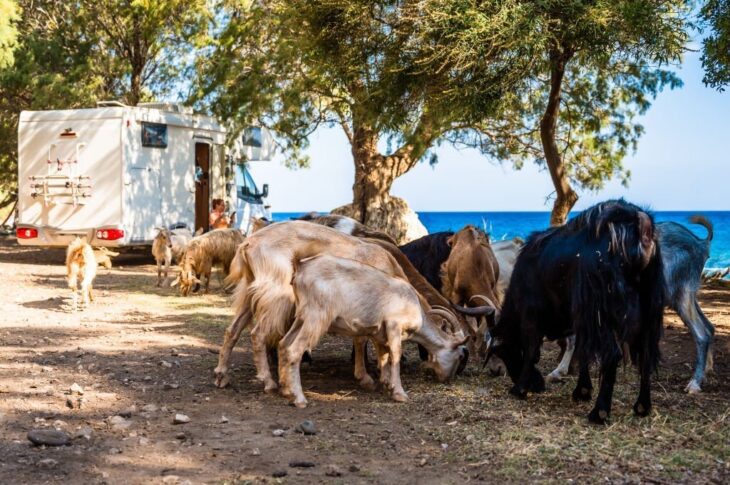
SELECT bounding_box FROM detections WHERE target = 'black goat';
[399,231,454,291]
[488,200,664,424]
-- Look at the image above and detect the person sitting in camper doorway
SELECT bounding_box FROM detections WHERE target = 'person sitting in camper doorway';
[209,199,230,230]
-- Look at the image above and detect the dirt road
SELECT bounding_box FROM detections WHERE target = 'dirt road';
[0,238,728,484]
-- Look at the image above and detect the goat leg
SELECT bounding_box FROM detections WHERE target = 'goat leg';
[547,335,575,382]
[588,349,621,425]
[679,298,713,393]
[353,337,376,391]
[571,361,593,402]
[214,309,252,388]
[386,323,408,402]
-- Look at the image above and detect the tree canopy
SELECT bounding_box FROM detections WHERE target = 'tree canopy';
[0,0,19,69]
[701,0,730,90]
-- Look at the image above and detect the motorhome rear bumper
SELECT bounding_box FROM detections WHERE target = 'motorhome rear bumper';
[15,225,131,247]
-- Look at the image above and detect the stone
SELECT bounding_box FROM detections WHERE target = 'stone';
[219,416,229,424]
[109,447,122,454]
[109,415,132,431]
[325,464,344,477]
[251,448,261,456]
[164,383,180,390]
[272,429,285,437]
[27,429,71,447]
[118,405,137,418]
[139,437,150,446]
[65,398,75,409]
[289,460,316,468]
[69,383,84,395]
[142,404,159,413]
[349,464,360,473]
[295,420,317,435]
[173,414,190,424]
[160,361,173,368]
[73,427,93,440]
[37,458,58,468]
[272,470,287,478]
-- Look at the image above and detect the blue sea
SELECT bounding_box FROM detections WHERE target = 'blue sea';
[273,211,730,270]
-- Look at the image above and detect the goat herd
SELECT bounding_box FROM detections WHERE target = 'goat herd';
[65,199,716,425]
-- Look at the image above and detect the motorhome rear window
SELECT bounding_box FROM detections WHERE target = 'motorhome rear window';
[141,122,168,148]
[242,127,262,148]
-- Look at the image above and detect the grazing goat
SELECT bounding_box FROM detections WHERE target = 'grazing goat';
[93,247,119,270]
[214,221,465,391]
[546,216,716,393]
[171,228,244,296]
[400,231,522,302]
[281,255,470,407]
[152,227,194,286]
[66,238,98,311]
[488,200,664,424]
[303,216,493,358]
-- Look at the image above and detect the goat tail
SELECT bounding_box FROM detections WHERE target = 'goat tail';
[688,215,713,243]
[224,243,250,289]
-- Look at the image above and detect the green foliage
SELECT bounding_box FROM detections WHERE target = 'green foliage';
[435,0,690,193]
[701,0,730,90]
[0,0,19,68]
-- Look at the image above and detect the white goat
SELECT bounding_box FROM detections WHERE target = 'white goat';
[66,238,97,311]
[151,227,193,286]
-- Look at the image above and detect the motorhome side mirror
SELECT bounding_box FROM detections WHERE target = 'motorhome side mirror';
[261,183,269,198]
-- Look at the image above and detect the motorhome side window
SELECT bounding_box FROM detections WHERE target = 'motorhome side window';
[242,127,262,148]
[141,122,168,148]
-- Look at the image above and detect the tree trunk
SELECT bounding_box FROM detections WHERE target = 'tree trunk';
[332,124,427,244]
[540,48,578,226]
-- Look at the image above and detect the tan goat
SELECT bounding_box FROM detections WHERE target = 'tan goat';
[282,254,469,408]
[214,221,461,391]
[171,228,244,296]
[66,238,97,311]
[152,227,194,286]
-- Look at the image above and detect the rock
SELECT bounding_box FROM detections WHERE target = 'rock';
[272,470,287,478]
[164,383,179,390]
[139,437,150,446]
[37,458,58,469]
[52,420,67,429]
[160,361,172,368]
[325,464,344,477]
[109,447,122,455]
[142,404,159,413]
[175,432,187,440]
[170,348,179,356]
[65,398,75,409]
[108,415,132,431]
[295,420,317,435]
[161,476,180,484]
[73,427,93,440]
[27,429,71,447]
[251,448,261,456]
[219,416,229,424]
[272,429,285,437]
[349,464,360,473]
[118,405,137,418]
[419,457,428,467]
[289,460,316,468]
[69,383,84,395]
[173,414,190,424]
[331,195,427,245]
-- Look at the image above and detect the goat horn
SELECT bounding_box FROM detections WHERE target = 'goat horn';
[426,308,460,334]
[452,303,495,316]
[469,294,498,309]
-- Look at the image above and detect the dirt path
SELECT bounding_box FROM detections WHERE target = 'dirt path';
[0,237,728,484]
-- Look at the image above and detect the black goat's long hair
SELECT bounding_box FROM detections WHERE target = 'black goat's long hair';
[399,231,454,291]
[494,199,664,389]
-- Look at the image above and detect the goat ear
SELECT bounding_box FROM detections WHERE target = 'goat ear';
[446,235,455,247]
[170,277,180,287]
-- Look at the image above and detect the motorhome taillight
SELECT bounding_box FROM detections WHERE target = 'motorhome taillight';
[17,228,38,239]
[96,229,124,241]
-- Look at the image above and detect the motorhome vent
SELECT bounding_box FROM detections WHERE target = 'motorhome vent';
[96,100,127,108]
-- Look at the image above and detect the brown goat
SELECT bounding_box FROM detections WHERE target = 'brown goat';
[93,247,119,270]
[172,228,244,296]
[282,254,469,407]
[214,221,462,391]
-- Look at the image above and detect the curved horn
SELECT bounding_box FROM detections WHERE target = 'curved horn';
[452,302,495,317]
[427,308,460,334]
[469,294,498,309]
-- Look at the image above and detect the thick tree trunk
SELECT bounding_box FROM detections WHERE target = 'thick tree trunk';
[540,48,578,226]
[332,124,427,244]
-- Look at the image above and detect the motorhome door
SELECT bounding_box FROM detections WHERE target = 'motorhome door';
[194,143,210,232]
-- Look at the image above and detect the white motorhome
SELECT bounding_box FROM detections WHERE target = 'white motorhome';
[15,102,272,247]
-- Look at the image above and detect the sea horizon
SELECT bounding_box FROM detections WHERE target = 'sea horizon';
[273,210,730,270]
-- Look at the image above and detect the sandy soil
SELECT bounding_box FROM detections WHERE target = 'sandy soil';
[0,237,728,484]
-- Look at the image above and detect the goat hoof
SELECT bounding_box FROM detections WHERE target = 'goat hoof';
[546,371,565,383]
[263,380,279,394]
[293,398,307,409]
[633,401,651,417]
[392,391,408,403]
[214,372,230,388]
[572,387,592,402]
[358,376,377,392]
[509,385,528,400]
[588,408,609,425]
[685,380,702,394]
[528,376,545,393]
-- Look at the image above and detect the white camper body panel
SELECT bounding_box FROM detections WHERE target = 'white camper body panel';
[17,107,227,247]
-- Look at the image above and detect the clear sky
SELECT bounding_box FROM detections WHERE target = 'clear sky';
[248,50,730,213]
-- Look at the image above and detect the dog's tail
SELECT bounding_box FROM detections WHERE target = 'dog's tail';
[689,215,713,243]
